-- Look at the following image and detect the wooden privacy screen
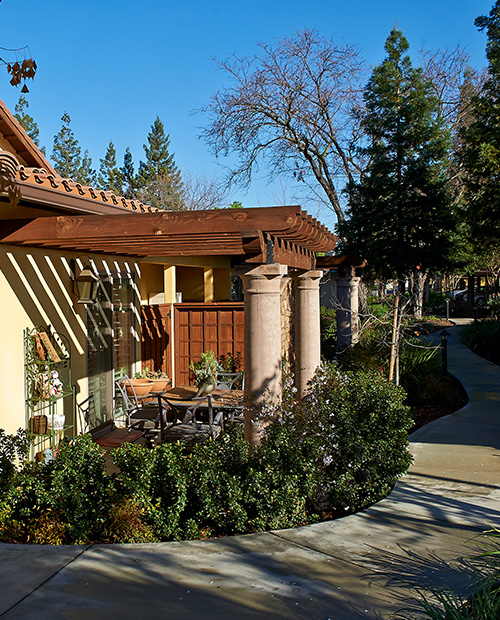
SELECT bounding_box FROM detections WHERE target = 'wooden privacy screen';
[141,305,172,380]
[141,302,244,386]
[175,302,244,386]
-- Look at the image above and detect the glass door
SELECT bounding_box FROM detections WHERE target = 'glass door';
[86,278,113,431]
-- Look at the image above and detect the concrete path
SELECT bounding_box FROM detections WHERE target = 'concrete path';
[1,323,500,619]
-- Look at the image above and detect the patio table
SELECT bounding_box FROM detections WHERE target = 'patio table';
[159,386,244,437]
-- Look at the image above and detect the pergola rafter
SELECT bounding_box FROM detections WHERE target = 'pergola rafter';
[0,206,337,269]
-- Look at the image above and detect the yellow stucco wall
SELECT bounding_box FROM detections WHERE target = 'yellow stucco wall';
[176,266,205,302]
[0,245,142,434]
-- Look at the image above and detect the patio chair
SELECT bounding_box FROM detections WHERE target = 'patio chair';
[115,376,176,447]
[216,371,244,390]
[76,394,94,434]
[156,393,222,439]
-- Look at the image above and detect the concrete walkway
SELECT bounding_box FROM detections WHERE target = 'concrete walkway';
[1,323,500,619]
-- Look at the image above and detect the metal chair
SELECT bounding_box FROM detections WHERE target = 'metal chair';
[216,371,244,390]
[76,394,94,434]
[215,372,244,425]
[156,393,222,439]
[115,375,174,448]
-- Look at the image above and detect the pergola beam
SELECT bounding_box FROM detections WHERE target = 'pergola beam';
[0,207,337,269]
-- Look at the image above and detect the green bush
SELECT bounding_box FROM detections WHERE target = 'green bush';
[399,339,441,404]
[460,320,500,365]
[287,364,413,514]
[48,434,111,542]
[0,428,32,493]
[0,461,53,543]
[320,306,337,360]
[0,362,414,543]
[180,432,249,537]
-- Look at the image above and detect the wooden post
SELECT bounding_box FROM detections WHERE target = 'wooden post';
[388,293,400,383]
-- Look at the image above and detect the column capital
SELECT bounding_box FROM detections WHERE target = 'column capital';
[241,263,288,278]
[293,270,323,285]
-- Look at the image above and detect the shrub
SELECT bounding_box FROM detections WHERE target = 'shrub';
[0,461,52,543]
[102,497,159,543]
[181,431,249,537]
[245,421,319,530]
[460,320,500,365]
[286,364,413,514]
[0,428,32,493]
[148,442,189,539]
[0,362,414,543]
[399,339,441,405]
[49,434,111,542]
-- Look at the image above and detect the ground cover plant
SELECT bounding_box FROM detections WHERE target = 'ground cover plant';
[396,527,500,619]
[460,319,500,366]
[0,362,413,544]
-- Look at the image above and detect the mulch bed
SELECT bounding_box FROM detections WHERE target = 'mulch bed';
[410,371,469,432]
[408,317,454,336]
[408,317,468,432]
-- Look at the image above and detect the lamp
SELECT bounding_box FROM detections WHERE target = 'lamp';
[70,258,100,304]
[440,329,450,372]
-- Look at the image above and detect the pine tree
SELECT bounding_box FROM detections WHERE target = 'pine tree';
[136,116,183,209]
[14,96,45,154]
[462,1,500,246]
[98,141,122,194]
[78,150,97,186]
[51,112,82,179]
[120,147,136,199]
[341,28,456,305]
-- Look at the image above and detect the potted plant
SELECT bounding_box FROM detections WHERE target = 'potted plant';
[125,369,154,396]
[188,351,222,396]
[145,369,170,392]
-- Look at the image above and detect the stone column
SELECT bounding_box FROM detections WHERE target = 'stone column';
[241,264,287,448]
[334,276,360,351]
[293,270,323,398]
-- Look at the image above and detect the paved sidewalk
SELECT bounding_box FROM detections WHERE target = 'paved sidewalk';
[1,324,499,619]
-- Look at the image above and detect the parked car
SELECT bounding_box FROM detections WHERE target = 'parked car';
[453,289,487,307]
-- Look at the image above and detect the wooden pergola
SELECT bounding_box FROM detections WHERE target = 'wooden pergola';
[0,206,337,269]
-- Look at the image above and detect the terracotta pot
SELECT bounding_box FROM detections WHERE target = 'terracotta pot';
[126,379,154,397]
[151,378,169,392]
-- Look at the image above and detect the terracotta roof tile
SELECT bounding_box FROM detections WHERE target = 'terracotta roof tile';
[15,166,158,213]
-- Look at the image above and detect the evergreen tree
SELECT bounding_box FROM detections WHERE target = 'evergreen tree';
[78,149,97,186]
[98,141,122,194]
[136,116,183,209]
[51,112,82,179]
[462,0,500,246]
[120,147,136,199]
[14,96,45,154]
[341,28,457,309]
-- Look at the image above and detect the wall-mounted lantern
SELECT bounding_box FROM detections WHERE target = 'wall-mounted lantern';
[70,258,100,304]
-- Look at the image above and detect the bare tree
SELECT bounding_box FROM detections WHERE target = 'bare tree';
[136,172,185,211]
[181,172,227,210]
[201,29,367,223]
[420,46,486,205]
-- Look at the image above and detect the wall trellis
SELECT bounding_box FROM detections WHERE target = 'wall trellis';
[24,327,76,460]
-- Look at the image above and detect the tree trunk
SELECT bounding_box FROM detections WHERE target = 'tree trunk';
[388,292,400,383]
[411,269,427,320]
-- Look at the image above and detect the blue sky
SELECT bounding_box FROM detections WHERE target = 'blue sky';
[0,0,494,229]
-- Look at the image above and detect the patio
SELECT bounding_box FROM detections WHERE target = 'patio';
[102,381,245,452]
